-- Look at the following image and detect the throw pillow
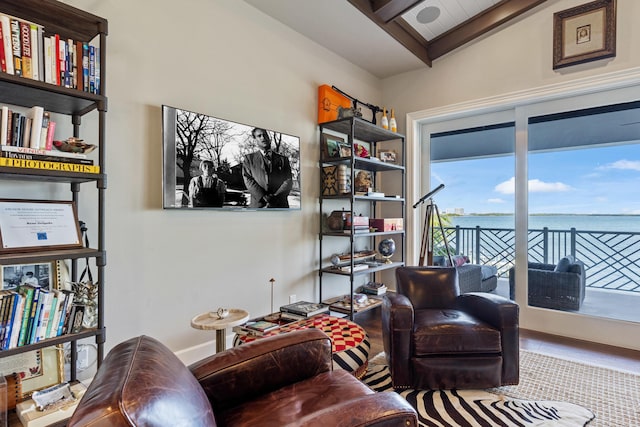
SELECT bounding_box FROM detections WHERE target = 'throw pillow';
[554,255,574,272]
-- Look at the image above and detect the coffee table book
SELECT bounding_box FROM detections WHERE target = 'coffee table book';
[279,301,329,317]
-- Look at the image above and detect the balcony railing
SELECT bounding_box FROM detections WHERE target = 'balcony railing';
[444,226,640,293]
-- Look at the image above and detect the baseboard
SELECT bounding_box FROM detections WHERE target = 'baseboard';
[175,332,233,365]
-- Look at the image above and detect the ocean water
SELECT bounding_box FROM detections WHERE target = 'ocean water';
[450,215,640,233]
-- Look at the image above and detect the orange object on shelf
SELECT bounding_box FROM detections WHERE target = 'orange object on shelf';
[318,84,351,124]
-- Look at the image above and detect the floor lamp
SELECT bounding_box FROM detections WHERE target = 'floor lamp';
[413,184,453,266]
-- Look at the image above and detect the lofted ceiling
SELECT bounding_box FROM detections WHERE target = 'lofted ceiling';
[244,0,548,78]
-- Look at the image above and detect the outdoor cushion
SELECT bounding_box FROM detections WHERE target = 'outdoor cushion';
[554,255,574,272]
[480,265,497,280]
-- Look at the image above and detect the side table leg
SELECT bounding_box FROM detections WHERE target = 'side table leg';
[216,328,226,353]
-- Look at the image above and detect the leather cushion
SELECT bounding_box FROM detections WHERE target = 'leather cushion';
[218,370,373,426]
[413,309,502,356]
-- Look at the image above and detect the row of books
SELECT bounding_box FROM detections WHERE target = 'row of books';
[1,104,56,150]
[0,285,84,350]
[0,12,101,93]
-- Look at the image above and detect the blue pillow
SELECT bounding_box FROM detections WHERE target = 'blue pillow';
[554,255,574,272]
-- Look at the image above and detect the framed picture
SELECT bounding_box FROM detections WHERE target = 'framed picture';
[378,149,397,163]
[162,105,301,210]
[553,0,616,69]
[0,346,64,397]
[0,200,83,253]
[1,261,59,290]
[321,134,345,159]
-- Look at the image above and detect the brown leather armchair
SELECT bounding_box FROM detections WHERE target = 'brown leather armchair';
[382,266,519,390]
[69,329,417,427]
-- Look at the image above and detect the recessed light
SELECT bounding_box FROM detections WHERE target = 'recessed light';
[416,6,441,24]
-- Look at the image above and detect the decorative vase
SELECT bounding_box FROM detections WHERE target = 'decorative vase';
[327,210,346,231]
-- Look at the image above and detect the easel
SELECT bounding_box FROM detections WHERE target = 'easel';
[413,184,453,266]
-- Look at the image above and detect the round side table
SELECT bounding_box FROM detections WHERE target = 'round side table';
[191,309,250,353]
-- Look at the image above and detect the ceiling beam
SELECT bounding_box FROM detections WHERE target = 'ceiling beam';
[348,0,432,67]
[427,0,549,61]
[370,0,425,23]
[348,0,549,67]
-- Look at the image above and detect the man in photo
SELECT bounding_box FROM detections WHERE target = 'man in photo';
[21,271,39,287]
[188,160,227,207]
[242,128,293,208]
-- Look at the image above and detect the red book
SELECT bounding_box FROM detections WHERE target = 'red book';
[45,120,56,150]
[0,22,6,73]
[53,33,60,86]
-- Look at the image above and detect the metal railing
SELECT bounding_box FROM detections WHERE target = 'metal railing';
[444,226,640,293]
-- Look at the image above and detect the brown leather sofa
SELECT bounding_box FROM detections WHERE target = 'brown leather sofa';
[69,329,417,427]
[382,266,519,390]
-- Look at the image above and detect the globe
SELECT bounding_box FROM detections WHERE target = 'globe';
[378,238,396,264]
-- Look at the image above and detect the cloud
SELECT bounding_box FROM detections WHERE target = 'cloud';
[598,159,640,171]
[495,177,572,194]
[487,198,506,204]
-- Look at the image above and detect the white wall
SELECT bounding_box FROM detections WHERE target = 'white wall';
[45,0,382,356]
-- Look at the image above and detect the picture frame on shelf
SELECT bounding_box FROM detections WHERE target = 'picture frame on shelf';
[0,346,64,397]
[552,0,616,69]
[1,261,59,290]
[0,200,83,253]
[321,134,344,159]
[378,149,397,163]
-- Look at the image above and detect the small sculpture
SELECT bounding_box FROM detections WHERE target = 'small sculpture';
[53,137,97,154]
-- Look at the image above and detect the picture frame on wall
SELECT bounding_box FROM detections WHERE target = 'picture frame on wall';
[552,0,616,69]
[0,347,64,397]
[162,105,301,210]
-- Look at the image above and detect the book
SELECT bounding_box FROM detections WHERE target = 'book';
[243,320,280,333]
[1,150,95,165]
[362,281,387,295]
[280,301,329,317]
[9,18,21,76]
[28,106,44,148]
[0,105,9,145]
[43,35,52,84]
[1,144,88,159]
[0,19,5,73]
[17,285,36,346]
[45,120,56,150]
[31,23,41,81]
[338,263,370,272]
[20,21,33,79]
[8,293,25,349]
[0,15,14,74]
[0,157,100,173]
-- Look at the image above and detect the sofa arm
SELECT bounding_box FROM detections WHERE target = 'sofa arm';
[381,292,414,389]
[457,293,519,384]
[296,393,417,427]
[189,328,332,412]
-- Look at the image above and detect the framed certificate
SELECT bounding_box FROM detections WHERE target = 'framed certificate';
[0,200,83,253]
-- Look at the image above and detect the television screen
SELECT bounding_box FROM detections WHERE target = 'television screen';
[162,105,301,210]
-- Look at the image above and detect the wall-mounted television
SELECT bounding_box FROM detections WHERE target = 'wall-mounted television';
[162,105,301,210]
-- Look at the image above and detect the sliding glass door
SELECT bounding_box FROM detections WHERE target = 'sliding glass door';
[414,80,640,348]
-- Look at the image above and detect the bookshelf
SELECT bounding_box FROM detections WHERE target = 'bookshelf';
[0,0,107,422]
[318,117,405,319]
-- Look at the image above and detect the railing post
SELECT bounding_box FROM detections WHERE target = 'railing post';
[543,227,549,264]
[455,226,461,256]
[570,227,576,258]
[475,226,481,264]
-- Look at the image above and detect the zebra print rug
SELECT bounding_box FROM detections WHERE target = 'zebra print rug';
[361,363,595,427]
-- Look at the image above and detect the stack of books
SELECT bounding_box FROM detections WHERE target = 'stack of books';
[362,281,387,295]
[279,301,329,321]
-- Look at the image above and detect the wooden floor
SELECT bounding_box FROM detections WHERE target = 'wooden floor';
[354,307,640,373]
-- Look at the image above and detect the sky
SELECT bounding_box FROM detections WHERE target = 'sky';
[431,143,640,215]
